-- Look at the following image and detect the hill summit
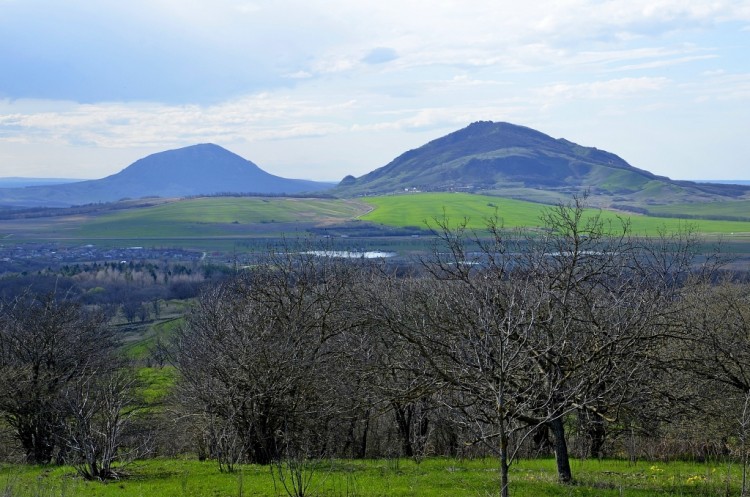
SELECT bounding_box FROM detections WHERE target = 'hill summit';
[95,143,330,198]
[0,144,332,208]
[335,121,749,203]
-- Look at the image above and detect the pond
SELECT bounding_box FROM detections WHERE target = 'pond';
[302,250,397,259]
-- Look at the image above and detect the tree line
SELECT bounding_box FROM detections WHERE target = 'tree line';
[0,198,748,496]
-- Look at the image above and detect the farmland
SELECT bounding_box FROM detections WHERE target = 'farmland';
[1,194,749,248]
[360,193,750,236]
[640,199,750,221]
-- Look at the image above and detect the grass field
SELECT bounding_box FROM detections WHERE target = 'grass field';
[1,194,748,248]
[643,200,750,220]
[74,197,371,238]
[360,193,750,236]
[0,457,745,496]
[0,197,370,242]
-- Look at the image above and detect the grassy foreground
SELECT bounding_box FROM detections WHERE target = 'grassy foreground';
[1,457,745,496]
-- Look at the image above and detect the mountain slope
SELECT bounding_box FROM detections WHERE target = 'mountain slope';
[0,144,332,208]
[335,121,750,204]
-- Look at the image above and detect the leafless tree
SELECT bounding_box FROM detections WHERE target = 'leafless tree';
[172,245,365,467]
[678,281,750,397]
[59,368,145,480]
[371,196,693,494]
[370,224,545,496]
[671,280,750,462]
[0,291,117,464]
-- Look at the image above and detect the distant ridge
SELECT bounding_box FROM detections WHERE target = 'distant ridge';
[0,144,332,208]
[335,121,750,205]
[696,180,750,186]
[0,178,86,188]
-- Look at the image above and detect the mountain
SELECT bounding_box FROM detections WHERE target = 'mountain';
[0,177,86,188]
[335,121,750,204]
[0,144,333,208]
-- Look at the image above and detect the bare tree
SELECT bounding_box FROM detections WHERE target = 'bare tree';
[60,368,144,480]
[372,197,690,493]
[371,225,545,496]
[0,291,117,464]
[678,281,750,397]
[672,280,750,462]
[172,246,365,467]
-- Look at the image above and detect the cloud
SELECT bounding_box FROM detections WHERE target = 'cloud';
[687,73,750,102]
[3,0,748,104]
[537,77,671,100]
[0,93,359,150]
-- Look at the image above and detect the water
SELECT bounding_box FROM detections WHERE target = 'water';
[302,250,397,259]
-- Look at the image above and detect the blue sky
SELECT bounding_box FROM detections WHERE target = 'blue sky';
[1,0,749,181]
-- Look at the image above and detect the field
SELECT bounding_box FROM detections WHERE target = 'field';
[0,457,745,496]
[0,197,369,242]
[76,197,371,237]
[642,200,750,221]
[360,193,750,236]
[1,194,749,252]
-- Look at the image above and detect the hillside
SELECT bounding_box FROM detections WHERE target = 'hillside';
[335,121,750,206]
[0,144,333,208]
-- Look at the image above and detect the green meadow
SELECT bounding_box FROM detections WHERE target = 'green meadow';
[2,194,749,246]
[643,200,750,220]
[360,193,750,236]
[74,197,370,238]
[1,457,744,496]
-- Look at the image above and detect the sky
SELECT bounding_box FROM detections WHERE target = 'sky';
[1,0,749,182]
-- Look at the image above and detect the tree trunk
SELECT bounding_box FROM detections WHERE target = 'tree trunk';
[18,421,55,464]
[499,420,510,497]
[588,418,606,459]
[549,417,572,483]
[358,411,370,459]
[393,403,414,457]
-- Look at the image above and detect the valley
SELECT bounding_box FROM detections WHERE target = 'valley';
[1,122,749,497]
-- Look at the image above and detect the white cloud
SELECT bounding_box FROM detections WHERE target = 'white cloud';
[537,77,671,101]
[0,93,360,150]
[687,73,750,102]
[613,54,717,71]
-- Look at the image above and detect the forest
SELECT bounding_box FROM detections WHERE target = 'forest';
[0,198,749,497]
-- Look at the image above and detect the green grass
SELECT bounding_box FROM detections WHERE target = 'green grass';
[361,193,750,236]
[123,316,184,361]
[0,197,367,242]
[75,197,370,238]
[0,457,745,496]
[1,194,748,247]
[136,367,177,405]
[360,193,544,229]
[644,200,750,220]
